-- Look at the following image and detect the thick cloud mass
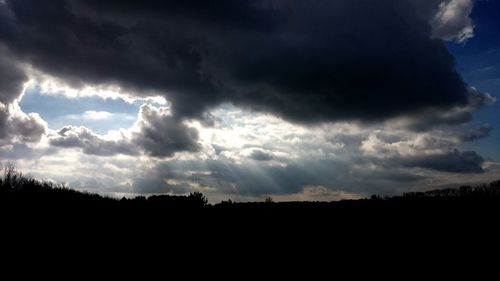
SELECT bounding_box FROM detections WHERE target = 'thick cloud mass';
[403,150,485,173]
[0,0,479,124]
[132,104,200,157]
[460,124,492,142]
[387,87,495,131]
[0,45,47,146]
[0,48,26,105]
[360,128,487,173]
[49,104,200,157]
[0,106,46,145]
[0,49,47,146]
[50,125,139,156]
[3,0,497,200]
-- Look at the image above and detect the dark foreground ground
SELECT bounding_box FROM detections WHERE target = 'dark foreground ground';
[2,168,500,265]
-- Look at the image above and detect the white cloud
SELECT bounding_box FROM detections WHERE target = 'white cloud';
[49,125,139,156]
[0,102,47,147]
[26,72,168,105]
[81,111,113,120]
[431,0,475,42]
[360,132,458,158]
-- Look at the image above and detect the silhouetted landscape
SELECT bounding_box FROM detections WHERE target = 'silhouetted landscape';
[3,164,500,256]
[3,165,500,217]
[2,0,500,258]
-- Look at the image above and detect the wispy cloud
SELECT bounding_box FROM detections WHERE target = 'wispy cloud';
[80,111,112,120]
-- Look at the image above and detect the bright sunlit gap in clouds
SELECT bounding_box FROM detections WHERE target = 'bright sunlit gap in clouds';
[11,81,500,203]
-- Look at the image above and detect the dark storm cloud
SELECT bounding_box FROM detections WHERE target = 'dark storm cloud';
[361,146,486,174]
[0,108,10,142]
[0,48,26,105]
[392,88,496,131]
[0,41,46,145]
[402,150,485,173]
[132,104,200,157]
[0,0,483,124]
[358,149,485,174]
[459,124,492,142]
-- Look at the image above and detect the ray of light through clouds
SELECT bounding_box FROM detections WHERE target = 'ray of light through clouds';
[0,0,499,202]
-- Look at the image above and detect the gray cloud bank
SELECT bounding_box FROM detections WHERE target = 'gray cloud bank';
[48,104,200,157]
[0,0,488,125]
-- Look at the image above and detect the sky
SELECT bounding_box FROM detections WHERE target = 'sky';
[0,0,499,202]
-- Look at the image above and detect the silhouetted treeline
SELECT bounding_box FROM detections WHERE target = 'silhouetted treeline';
[4,166,498,268]
[402,181,500,198]
[4,163,500,253]
[0,164,208,211]
[2,164,500,213]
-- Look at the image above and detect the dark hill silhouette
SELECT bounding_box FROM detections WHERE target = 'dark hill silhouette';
[0,164,208,208]
[3,164,500,257]
[2,164,500,218]
[3,167,497,275]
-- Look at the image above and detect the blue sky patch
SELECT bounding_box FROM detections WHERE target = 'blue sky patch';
[20,87,140,134]
[449,0,500,160]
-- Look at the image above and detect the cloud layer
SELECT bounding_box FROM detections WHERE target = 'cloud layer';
[6,103,498,201]
[48,104,200,157]
[0,48,46,146]
[0,0,482,125]
[1,0,498,202]
[132,104,200,157]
